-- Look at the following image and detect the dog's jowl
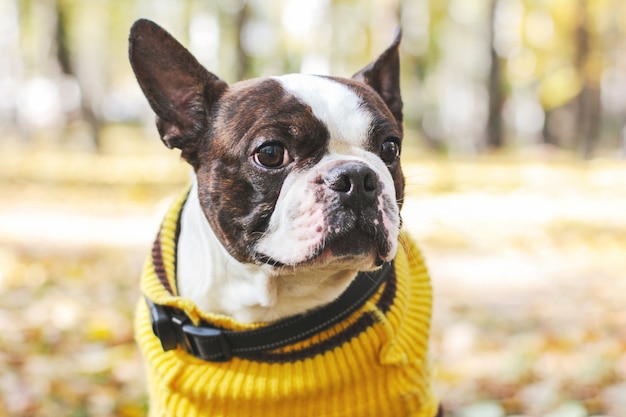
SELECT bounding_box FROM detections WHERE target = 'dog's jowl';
[129,18,441,417]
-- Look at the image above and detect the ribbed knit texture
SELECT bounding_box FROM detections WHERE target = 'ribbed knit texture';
[136,187,439,417]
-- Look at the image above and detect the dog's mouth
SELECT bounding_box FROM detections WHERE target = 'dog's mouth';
[255,228,392,271]
[255,254,287,268]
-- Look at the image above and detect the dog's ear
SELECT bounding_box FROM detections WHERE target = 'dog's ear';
[128,19,228,166]
[352,28,403,128]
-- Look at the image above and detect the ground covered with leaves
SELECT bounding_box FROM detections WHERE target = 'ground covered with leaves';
[0,148,624,416]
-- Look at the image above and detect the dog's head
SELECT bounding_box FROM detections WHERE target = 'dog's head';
[129,19,404,274]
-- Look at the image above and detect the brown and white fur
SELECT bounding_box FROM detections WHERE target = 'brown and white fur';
[129,19,405,324]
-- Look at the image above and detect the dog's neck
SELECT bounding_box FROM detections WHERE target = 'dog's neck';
[176,179,358,323]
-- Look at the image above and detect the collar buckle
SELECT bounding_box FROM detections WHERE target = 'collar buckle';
[181,323,232,361]
[146,297,232,361]
[147,297,179,351]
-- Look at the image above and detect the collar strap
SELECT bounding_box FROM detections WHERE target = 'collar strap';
[146,261,393,362]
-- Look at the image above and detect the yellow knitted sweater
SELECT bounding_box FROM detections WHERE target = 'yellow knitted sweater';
[136,188,439,417]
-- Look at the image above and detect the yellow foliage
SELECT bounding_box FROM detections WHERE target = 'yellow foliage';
[546,0,579,34]
[588,0,614,33]
[86,317,115,342]
[118,403,147,417]
[540,65,583,110]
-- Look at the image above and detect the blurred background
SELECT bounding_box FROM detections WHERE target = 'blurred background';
[0,0,625,416]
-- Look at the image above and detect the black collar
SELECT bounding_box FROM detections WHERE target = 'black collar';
[146,261,393,362]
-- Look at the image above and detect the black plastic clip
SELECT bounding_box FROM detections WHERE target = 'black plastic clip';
[145,297,233,362]
[182,324,232,362]
[146,297,179,351]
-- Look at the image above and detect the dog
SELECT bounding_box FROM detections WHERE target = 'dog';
[129,19,441,417]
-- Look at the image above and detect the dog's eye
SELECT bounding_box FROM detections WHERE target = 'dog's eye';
[380,139,400,164]
[253,143,291,169]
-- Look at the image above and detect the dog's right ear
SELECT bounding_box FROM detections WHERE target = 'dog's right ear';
[129,19,228,166]
[352,28,403,129]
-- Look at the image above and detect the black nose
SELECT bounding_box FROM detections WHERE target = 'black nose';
[325,163,379,206]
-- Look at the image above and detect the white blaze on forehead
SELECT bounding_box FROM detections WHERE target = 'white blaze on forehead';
[273,74,372,151]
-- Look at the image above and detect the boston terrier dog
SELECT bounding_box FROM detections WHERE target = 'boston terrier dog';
[129,19,440,417]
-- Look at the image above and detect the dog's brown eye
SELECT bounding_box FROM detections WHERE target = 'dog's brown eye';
[254,143,290,169]
[380,140,400,164]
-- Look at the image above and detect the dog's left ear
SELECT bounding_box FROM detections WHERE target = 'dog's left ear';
[352,28,403,128]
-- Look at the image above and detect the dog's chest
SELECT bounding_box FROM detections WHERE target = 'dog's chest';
[137,190,438,416]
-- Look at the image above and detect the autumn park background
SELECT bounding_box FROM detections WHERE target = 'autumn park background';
[1,0,625,416]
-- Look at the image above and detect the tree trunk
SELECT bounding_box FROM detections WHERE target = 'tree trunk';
[486,0,504,149]
[55,0,101,150]
[574,0,601,159]
[234,1,251,81]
